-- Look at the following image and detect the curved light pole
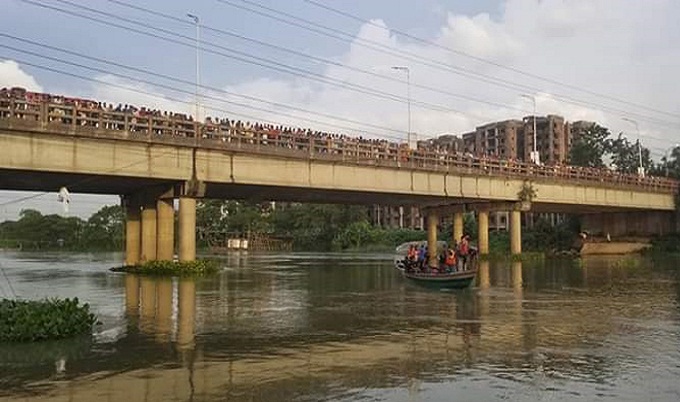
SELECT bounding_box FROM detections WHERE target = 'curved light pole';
[521,94,539,164]
[391,66,411,149]
[622,117,644,177]
[187,13,200,122]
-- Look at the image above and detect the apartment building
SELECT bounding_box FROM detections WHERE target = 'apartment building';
[462,119,523,159]
[522,115,570,165]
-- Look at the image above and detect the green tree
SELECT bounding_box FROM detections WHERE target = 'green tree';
[81,205,123,250]
[568,123,611,168]
[607,133,653,174]
[271,204,369,250]
[660,145,680,178]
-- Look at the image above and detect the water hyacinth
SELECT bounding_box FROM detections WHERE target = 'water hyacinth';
[110,259,219,276]
[0,298,99,343]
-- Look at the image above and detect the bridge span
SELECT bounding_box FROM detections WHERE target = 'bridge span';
[1,92,677,264]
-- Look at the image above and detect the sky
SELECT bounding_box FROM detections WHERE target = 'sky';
[1,0,679,219]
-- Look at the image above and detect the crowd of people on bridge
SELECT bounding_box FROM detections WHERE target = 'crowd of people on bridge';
[0,86,674,189]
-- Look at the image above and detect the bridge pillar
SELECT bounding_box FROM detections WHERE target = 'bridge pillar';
[427,212,439,268]
[156,198,175,261]
[140,201,158,262]
[178,197,197,262]
[477,210,489,255]
[453,212,464,245]
[124,200,141,266]
[510,210,522,255]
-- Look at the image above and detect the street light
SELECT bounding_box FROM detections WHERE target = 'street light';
[622,117,644,177]
[187,13,200,122]
[521,94,539,165]
[391,66,411,149]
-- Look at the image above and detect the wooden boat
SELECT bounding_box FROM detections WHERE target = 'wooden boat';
[396,255,478,289]
[402,267,477,289]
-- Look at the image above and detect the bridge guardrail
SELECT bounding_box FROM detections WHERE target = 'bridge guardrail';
[0,98,677,194]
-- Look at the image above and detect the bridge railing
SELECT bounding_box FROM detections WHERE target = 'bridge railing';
[0,98,677,193]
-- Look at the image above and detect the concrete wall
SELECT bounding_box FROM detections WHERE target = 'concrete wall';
[581,211,675,237]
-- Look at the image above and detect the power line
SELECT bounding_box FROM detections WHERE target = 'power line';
[20,0,680,135]
[0,262,17,299]
[213,0,680,130]
[20,0,491,124]
[301,0,680,121]
[104,0,531,116]
[0,34,411,138]
[0,47,422,142]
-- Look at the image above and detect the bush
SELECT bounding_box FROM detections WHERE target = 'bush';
[0,298,98,343]
[111,259,220,276]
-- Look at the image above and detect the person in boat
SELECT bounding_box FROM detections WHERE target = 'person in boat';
[457,234,470,270]
[444,247,457,272]
[417,244,427,269]
[403,244,418,272]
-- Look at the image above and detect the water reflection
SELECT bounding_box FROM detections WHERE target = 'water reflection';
[0,252,679,401]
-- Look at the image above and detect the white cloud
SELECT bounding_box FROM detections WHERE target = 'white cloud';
[206,0,680,156]
[0,60,43,91]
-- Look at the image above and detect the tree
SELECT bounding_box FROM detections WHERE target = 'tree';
[607,133,653,175]
[660,145,680,178]
[81,205,123,250]
[568,123,611,168]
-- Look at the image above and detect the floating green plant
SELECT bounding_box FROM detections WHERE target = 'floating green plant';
[110,259,220,276]
[0,298,98,343]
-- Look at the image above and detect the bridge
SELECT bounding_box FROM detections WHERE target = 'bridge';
[0,90,677,264]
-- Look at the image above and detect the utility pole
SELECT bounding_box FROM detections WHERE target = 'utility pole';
[521,94,539,164]
[187,13,200,122]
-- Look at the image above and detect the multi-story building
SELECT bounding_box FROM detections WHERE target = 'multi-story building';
[462,120,523,159]
[570,120,596,142]
[522,115,570,165]
[370,205,423,230]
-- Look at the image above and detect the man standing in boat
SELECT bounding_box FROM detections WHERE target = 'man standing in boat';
[457,235,470,270]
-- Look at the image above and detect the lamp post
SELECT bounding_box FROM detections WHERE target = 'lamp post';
[521,94,539,164]
[391,66,411,149]
[622,117,644,177]
[187,13,200,122]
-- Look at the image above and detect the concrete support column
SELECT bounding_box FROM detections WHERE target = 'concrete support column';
[427,212,439,268]
[140,202,157,262]
[125,202,141,266]
[510,210,522,255]
[156,198,175,261]
[179,197,197,262]
[477,210,489,255]
[453,212,464,244]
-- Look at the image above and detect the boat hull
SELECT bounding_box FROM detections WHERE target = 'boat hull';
[402,271,477,289]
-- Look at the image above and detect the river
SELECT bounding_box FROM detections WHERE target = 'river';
[0,251,679,401]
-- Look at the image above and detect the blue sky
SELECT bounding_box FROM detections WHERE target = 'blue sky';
[1,0,680,219]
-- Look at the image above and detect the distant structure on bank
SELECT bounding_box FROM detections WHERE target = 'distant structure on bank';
[374,115,596,230]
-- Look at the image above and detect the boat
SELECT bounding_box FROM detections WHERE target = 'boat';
[394,241,478,288]
[394,241,447,271]
[402,265,477,289]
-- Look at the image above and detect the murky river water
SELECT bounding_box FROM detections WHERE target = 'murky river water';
[0,251,679,401]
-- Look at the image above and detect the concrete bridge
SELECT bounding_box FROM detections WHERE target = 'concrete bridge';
[0,93,677,264]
